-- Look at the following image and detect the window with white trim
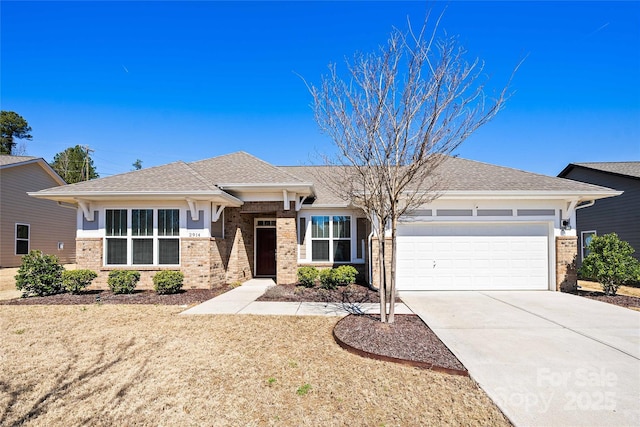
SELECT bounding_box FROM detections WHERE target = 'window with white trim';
[15,224,29,255]
[581,231,596,261]
[311,215,351,262]
[105,209,180,266]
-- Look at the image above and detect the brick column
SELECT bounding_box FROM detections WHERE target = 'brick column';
[276,205,297,284]
[556,236,578,292]
[370,236,392,289]
[76,238,107,288]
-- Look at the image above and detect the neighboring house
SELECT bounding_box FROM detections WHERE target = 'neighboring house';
[558,162,639,265]
[30,151,619,291]
[0,156,76,267]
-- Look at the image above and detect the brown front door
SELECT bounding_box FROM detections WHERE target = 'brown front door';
[256,227,276,276]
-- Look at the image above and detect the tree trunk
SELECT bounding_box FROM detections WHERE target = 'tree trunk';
[388,216,398,323]
[378,226,387,323]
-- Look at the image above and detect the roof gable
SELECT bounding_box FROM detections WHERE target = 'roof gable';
[0,155,39,167]
[559,162,640,180]
[189,151,308,185]
[0,155,66,185]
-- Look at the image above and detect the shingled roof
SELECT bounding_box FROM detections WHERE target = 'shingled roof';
[190,152,309,185]
[559,162,640,180]
[29,151,313,204]
[29,151,619,206]
[283,156,618,205]
[0,155,39,167]
[433,157,616,192]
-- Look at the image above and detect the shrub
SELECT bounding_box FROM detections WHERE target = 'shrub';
[579,233,640,296]
[61,269,97,294]
[107,270,140,294]
[153,270,184,294]
[332,265,358,286]
[319,268,336,290]
[15,250,64,297]
[297,266,319,288]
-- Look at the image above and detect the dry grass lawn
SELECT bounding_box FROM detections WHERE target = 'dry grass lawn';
[1,265,78,301]
[0,305,509,426]
[579,279,640,298]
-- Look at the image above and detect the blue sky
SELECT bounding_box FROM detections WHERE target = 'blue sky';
[2,1,638,177]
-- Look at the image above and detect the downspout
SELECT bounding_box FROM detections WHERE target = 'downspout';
[575,200,595,210]
[57,201,77,210]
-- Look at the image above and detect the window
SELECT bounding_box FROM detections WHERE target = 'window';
[132,209,153,264]
[15,224,29,255]
[158,209,179,265]
[106,209,128,264]
[332,216,351,262]
[105,209,180,266]
[311,216,330,261]
[310,215,351,262]
[582,231,597,260]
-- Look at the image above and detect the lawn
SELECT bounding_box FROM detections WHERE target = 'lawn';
[0,305,509,426]
[578,279,640,298]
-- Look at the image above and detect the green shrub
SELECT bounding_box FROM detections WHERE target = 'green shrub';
[153,270,184,294]
[61,269,97,294]
[319,268,336,290]
[579,233,640,296]
[297,266,319,288]
[332,265,358,286]
[15,250,64,297]
[107,270,140,294]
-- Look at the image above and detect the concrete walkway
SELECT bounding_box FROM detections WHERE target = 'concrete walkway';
[400,290,640,427]
[181,278,412,316]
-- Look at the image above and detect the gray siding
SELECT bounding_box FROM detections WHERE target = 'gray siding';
[563,167,640,264]
[0,162,76,267]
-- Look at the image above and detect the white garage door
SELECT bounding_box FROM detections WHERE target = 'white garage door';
[396,222,549,291]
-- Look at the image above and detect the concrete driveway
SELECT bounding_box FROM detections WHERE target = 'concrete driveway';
[400,291,640,427]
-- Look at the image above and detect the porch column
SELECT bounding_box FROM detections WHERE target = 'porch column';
[276,204,297,284]
[556,236,578,292]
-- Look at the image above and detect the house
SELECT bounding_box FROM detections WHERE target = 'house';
[29,151,620,291]
[558,162,639,264]
[0,156,76,267]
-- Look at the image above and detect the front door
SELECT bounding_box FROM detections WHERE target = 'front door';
[256,227,276,276]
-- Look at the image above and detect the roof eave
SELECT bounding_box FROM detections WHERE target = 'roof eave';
[218,182,315,195]
[28,190,244,207]
[432,190,623,201]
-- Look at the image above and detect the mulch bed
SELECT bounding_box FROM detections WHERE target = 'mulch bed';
[0,288,231,306]
[256,283,391,303]
[334,314,467,375]
[576,290,640,310]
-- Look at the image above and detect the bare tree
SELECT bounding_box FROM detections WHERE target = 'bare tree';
[308,13,516,323]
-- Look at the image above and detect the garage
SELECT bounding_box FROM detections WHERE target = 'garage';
[396,222,550,291]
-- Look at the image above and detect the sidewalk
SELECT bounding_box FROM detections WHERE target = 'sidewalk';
[180,278,412,316]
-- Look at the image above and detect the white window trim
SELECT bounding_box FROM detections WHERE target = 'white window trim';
[308,215,354,264]
[581,230,597,261]
[104,208,181,267]
[15,223,30,256]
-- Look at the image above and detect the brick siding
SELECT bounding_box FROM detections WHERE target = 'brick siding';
[555,235,578,292]
[74,202,322,289]
[276,207,297,284]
